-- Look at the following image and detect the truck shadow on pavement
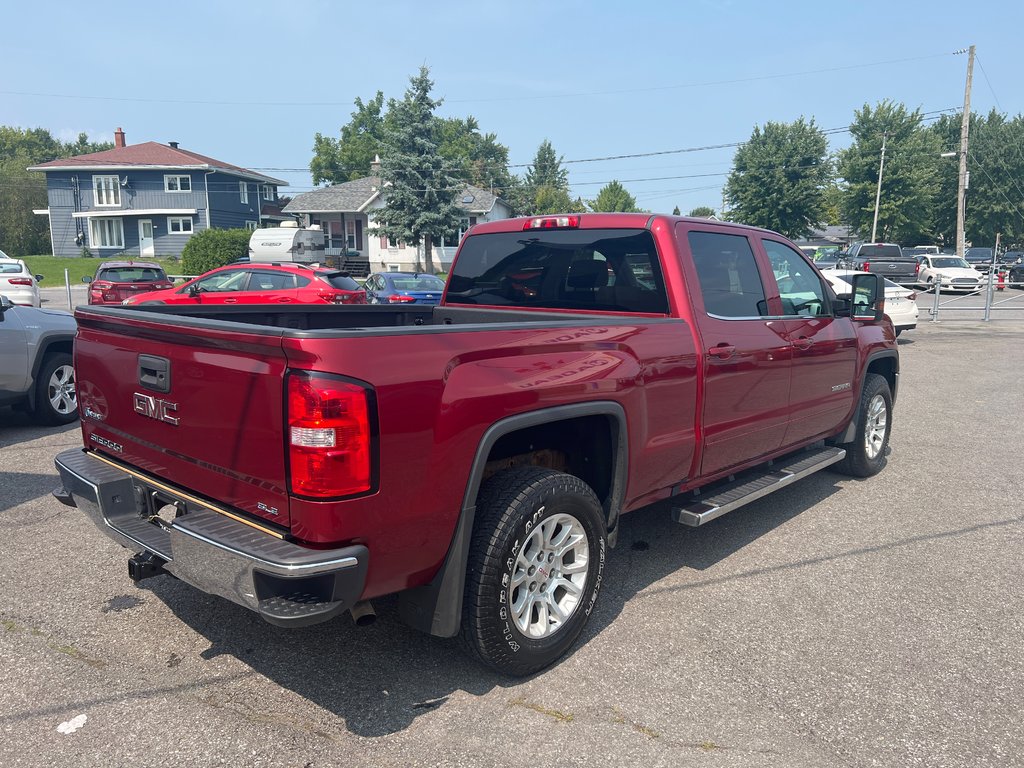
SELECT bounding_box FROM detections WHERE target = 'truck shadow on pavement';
[0,408,78,449]
[139,470,848,737]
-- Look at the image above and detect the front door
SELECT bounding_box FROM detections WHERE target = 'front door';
[138,220,154,257]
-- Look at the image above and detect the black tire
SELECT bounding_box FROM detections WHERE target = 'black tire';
[461,467,607,676]
[33,352,78,425]
[835,373,892,478]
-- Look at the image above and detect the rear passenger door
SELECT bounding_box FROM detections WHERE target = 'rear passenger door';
[676,225,793,478]
[247,270,300,303]
[759,238,858,446]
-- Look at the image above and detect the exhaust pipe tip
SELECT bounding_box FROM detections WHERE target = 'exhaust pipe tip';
[350,600,376,627]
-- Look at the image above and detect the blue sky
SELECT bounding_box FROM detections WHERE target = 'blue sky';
[5,0,1020,213]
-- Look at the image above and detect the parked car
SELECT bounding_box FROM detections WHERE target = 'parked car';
[1007,261,1024,290]
[84,261,174,306]
[123,263,366,306]
[914,255,983,292]
[964,247,996,272]
[822,269,918,336]
[0,296,77,424]
[363,271,447,305]
[844,242,919,284]
[903,245,941,258]
[0,254,44,307]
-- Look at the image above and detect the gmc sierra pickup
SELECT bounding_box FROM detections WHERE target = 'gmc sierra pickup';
[54,213,898,675]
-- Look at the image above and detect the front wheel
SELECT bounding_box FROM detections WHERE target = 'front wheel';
[33,352,78,425]
[835,373,892,477]
[461,467,607,676]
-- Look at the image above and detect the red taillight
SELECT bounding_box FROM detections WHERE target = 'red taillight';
[287,373,373,498]
[524,215,580,230]
[387,294,416,303]
[8,277,33,286]
[907,292,917,301]
[915,262,921,274]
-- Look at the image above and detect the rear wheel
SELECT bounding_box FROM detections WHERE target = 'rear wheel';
[835,373,891,477]
[461,467,606,676]
[33,353,77,425]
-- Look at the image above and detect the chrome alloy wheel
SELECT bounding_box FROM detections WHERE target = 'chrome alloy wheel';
[47,364,77,415]
[510,512,590,639]
[864,393,887,460]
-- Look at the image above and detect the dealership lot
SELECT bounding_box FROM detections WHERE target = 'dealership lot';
[1,320,1023,768]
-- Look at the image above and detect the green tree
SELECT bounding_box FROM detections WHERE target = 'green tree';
[725,117,831,239]
[671,205,681,215]
[0,127,112,256]
[589,180,641,212]
[836,100,941,244]
[373,67,464,274]
[180,228,251,274]
[928,110,1024,248]
[688,206,716,218]
[310,92,389,184]
[436,116,514,195]
[515,139,584,215]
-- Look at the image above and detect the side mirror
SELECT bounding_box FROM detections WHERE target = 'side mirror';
[188,283,200,297]
[832,297,852,317]
[0,295,13,314]
[82,276,92,284]
[850,273,884,322]
[35,274,44,282]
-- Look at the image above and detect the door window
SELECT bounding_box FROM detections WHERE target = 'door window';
[687,231,768,318]
[761,240,827,317]
[186,269,250,293]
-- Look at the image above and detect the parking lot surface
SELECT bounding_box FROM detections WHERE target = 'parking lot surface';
[2,318,1023,768]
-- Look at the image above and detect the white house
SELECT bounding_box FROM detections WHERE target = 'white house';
[283,167,512,274]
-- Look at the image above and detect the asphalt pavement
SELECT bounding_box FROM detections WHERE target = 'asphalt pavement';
[2,308,1023,767]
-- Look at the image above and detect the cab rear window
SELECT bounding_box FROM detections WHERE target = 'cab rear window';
[859,246,902,258]
[446,229,669,313]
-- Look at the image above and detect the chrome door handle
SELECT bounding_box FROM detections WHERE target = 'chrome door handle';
[707,344,736,359]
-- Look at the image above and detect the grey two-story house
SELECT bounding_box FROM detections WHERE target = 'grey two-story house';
[29,129,288,258]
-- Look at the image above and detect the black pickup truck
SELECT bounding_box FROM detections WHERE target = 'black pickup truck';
[841,243,919,285]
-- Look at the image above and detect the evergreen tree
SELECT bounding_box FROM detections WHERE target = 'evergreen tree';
[590,180,641,212]
[373,67,464,274]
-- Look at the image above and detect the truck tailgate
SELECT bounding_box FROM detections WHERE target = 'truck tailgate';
[74,310,293,527]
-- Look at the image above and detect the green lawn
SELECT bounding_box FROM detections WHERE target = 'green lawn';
[21,255,183,287]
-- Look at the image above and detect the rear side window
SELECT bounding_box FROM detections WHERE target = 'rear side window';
[687,231,768,318]
[446,228,669,313]
[318,272,360,290]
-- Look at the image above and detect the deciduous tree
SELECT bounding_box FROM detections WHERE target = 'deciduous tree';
[725,118,830,239]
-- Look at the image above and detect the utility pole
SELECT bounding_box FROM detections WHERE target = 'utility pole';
[871,132,887,243]
[956,45,975,259]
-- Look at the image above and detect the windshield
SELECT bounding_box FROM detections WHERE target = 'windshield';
[448,228,669,313]
[0,262,25,274]
[932,257,970,268]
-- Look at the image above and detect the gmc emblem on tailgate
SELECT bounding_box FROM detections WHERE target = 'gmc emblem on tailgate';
[133,393,180,425]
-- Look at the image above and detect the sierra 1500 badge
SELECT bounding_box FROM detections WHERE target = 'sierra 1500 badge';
[133,393,180,425]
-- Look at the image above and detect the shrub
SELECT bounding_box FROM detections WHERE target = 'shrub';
[181,229,251,275]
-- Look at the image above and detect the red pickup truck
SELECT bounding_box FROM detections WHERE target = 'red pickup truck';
[54,213,898,675]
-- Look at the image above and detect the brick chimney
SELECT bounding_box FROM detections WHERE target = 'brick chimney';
[370,154,381,175]
[114,127,126,148]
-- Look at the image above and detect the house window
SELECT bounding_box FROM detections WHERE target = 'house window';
[93,175,121,207]
[89,218,124,248]
[245,221,257,231]
[239,182,249,204]
[261,185,274,201]
[168,216,193,233]
[165,175,192,192]
[346,220,357,249]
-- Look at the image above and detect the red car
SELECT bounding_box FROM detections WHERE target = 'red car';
[86,261,174,305]
[123,262,366,306]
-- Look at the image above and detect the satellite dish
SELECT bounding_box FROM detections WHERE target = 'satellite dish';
[120,176,130,188]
